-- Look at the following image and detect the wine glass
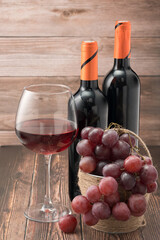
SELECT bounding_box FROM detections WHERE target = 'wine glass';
[15,84,77,222]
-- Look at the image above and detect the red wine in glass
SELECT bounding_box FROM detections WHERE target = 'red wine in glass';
[16,118,77,155]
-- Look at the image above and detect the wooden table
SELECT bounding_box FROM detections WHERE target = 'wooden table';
[0,145,159,240]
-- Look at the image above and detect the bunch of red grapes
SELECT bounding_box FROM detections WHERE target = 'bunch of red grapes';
[71,126,158,226]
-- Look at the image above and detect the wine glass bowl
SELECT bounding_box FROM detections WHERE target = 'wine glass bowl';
[15,84,77,222]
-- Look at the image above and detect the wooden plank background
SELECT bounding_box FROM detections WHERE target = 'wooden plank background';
[0,0,159,146]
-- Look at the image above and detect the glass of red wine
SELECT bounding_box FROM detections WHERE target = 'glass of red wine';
[15,84,77,222]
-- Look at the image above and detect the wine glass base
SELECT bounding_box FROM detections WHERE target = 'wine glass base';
[24,203,71,223]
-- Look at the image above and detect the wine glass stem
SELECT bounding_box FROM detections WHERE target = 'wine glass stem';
[44,154,52,207]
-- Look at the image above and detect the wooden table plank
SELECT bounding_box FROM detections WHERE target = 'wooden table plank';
[0,146,35,240]
[82,226,145,240]
[0,146,82,240]
[0,0,159,37]
[0,37,159,77]
[24,151,82,240]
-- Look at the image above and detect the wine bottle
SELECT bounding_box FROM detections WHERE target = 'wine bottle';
[69,41,108,200]
[102,21,140,135]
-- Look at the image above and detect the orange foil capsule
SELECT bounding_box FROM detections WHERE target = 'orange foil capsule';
[81,41,98,81]
[114,21,131,59]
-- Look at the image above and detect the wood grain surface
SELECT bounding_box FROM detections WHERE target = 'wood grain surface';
[0,1,159,240]
[0,76,159,146]
[0,145,159,240]
[0,0,159,143]
[0,146,81,240]
[0,146,34,239]
[0,0,159,37]
[0,37,159,76]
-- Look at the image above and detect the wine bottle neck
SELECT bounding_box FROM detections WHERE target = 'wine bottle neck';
[114,21,131,60]
[113,58,131,69]
[80,80,99,89]
[81,41,98,81]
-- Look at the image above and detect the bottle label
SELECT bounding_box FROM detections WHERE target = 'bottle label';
[81,41,98,81]
[114,21,131,59]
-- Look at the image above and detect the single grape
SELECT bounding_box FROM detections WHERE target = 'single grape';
[92,202,111,220]
[102,163,121,178]
[102,129,119,148]
[88,128,104,145]
[58,214,77,233]
[99,177,118,196]
[142,156,153,165]
[140,165,158,185]
[95,144,111,161]
[86,185,102,203]
[81,126,93,139]
[71,195,92,214]
[124,155,142,173]
[112,202,131,221]
[120,172,136,190]
[115,159,124,170]
[112,140,130,160]
[83,210,99,226]
[119,133,136,147]
[128,194,147,216]
[147,181,158,193]
[104,191,120,208]
[131,209,146,217]
[79,156,96,173]
[132,180,147,195]
[76,139,94,156]
[94,161,107,176]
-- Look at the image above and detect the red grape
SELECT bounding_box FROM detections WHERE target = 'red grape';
[83,210,99,226]
[115,159,124,170]
[132,180,147,195]
[71,195,92,214]
[95,144,111,161]
[76,139,94,156]
[120,172,136,190]
[112,140,130,160]
[119,133,136,147]
[88,128,104,145]
[102,129,119,148]
[79,156,96,173]
[131,209,146,217]
[92,202,111,220]
[124,155,142,173]
[58,214,77,233]
[81,126,93,139]
[147,181,158,193]
[142,156,153,165]
[104,191,120,208]
[94,161,107,176]
[140,165,158,185]
[99,177,118,196]
[128,194,147,216]
[102,163,121,178]
[86,185,102,203]
[112,202,131,221]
